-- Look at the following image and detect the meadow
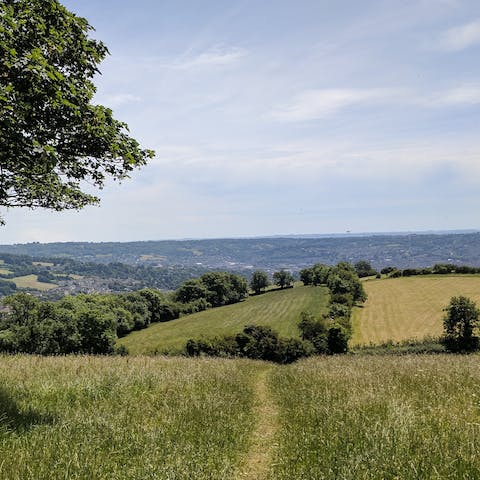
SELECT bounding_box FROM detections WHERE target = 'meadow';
[1,354,480,479]
[0,355,259,480]
[10,274,57,291]
[118,284,329,354]
[268,355,480,479]
[352,275,480,345]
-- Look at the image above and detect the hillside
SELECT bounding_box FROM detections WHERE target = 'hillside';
[352,275,480,345]
[1,355,480,479]
[118,284,329,354]
[2,232,480,271]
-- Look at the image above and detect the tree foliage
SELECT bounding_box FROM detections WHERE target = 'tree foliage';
[442,296,480,352]
[0,0,153,222]
[185,325,313,364]
[249,270,270,294]
[354,260,378,278]
[273,269,294,289]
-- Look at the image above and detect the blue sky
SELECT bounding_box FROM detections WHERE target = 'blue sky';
[2,0,480,242]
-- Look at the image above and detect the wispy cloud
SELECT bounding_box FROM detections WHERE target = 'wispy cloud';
[270,88,402,122]
[168,46,247,69]
[438,84,480,105]
[98,93,142,107]
[438,19,480,51]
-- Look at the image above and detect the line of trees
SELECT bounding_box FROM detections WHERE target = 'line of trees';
[0,271,250,354]
[381,263,480,278]
[185,262,367,362]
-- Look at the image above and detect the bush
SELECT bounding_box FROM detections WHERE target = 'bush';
[442,296,480,352]
[185,325,313,364]
[327,326,350,354]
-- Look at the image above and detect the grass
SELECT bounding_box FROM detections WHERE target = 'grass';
[118,285,329,354]
[11,274,57,291]
[0,268,12,275]
[32,261,54,267]
[2,354,480,479]
[352,275,480,345]
[0,355,258,480]
[268,354,480,480]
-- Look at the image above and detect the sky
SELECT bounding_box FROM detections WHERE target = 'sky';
[2,0,480,243]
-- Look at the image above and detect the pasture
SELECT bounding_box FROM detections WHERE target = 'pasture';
[1,355,480,479]
[11,274,57,291]
[269,355,480,479]
[352,275,480,345]
[118,285,329,354]
[0,355,258,480]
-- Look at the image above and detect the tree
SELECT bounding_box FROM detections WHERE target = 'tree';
[442,296,480,352]
[249,270,270,294]
[0,0,154,223]
[354,260,377,278]
[299,267,314,285]
[273,269,294,289]
[326,263,367,303]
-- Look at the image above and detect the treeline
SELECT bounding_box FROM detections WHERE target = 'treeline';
[381,263,480,278]
[185,262,366,363]
[0,271,249,354]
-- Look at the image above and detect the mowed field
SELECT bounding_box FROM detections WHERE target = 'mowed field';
[352,275,480,345]
[1,354,480,479]
[118,285,329,354]
[11,274,57,291]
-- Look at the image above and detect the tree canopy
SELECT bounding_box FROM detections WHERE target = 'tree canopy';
[442,296,480,352]
[0,0,154,223]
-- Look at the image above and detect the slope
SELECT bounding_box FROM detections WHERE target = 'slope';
[118,284,329,354]
[352,275,480,345]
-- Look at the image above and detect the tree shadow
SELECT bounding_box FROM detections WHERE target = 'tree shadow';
[0,388,55,433]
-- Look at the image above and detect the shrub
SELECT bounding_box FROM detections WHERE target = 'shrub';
[442,296,480,352]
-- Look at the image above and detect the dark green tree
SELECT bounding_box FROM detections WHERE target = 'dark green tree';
[442,296,480,352]
[273,269,294,289]
[0,0,154,223]
[354,260,377,278]
[299,267,314,285]
[249,270,270,294]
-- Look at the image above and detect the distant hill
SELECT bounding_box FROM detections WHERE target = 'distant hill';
[1,231,480,272]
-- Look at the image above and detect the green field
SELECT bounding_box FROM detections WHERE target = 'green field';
[0,355,259,480]
[1,354,480,479]
[118,285,329,354]
[268,355,480,479]
[352,275,480,345]
[11,274,57,291]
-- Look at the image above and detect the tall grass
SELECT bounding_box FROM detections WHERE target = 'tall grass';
[269,355,480,480]
[0,355,258,480]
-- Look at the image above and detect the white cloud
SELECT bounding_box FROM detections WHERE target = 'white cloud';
[438,84,480,105]
[270,88,402,122]
[438,19,480,51]
[97,93,142,107]
[168,46,247,69]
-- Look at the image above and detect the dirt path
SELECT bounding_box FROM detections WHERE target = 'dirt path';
[235,365,279,480]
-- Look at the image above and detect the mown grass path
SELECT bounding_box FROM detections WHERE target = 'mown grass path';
[235,364,278,480]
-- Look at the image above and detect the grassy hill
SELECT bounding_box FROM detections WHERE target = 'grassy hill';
[118,284,329,354]
[1,354,480,479]
[352,275,480,345]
